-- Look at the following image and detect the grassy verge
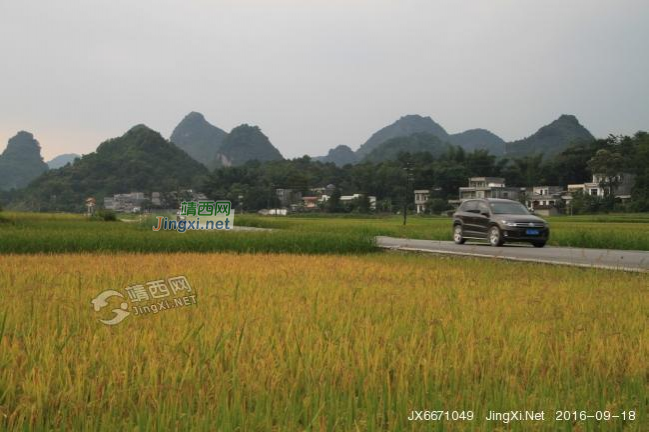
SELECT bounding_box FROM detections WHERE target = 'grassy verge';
[236,213,649,251]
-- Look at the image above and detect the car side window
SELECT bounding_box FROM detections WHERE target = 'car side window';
[463,200,478,213]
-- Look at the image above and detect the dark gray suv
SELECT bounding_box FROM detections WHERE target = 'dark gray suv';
[452,198,549,247]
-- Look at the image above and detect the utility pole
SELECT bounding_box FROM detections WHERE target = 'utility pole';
[268,183,274,210]
[403,161,414,226]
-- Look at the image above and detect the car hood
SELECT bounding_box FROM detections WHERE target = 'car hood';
[496,214,546,224]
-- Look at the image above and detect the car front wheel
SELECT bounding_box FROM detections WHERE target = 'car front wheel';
[453,224,465,244]
[489,226,504,247]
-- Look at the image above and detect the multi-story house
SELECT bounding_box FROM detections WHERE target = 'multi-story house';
[319,193,377,210]
[103,192,147,213]
[565,173,636,205]
[275,188,302,207]
[458,177,521,201]
[525,185,564,216]
[414,190,430,214]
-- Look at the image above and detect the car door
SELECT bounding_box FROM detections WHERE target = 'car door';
[475,201,491,238]
[462,200,480,236]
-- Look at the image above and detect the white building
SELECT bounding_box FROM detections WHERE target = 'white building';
[259,208,288,216]
[276,188,302,207]
[565,173,635,204]
[320,193,377,210]
[414,190,430,214]
[525,185,564,216]
[458,177,521,201]
[103,192,147,213]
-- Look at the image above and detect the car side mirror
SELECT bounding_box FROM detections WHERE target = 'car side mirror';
[529,208,535,214]
[480,211,490,217]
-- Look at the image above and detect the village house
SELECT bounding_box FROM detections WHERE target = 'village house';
[310,184,336,197]
[275,188,302,207]
[301,196,320,210]
[564,173,636,206]
[103,192,147,213]
[414,190,430,214]
[459,177,521,201]
[103,189,204,213]
[275,186,336,209]
[258,208,288,216]
[320,193,377,210]
[525,186,564,216]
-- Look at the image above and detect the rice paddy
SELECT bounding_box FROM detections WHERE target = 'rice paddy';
[0,252,647,431]
[0,211,647,430]
[1,212,649,254]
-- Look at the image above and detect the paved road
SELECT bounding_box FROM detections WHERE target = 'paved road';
[376,236,649,273]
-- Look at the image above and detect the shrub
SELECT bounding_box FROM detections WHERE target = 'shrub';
[426,198,450,214]
[94,210,117,222]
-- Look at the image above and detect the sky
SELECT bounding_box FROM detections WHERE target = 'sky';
[0,0,647,160]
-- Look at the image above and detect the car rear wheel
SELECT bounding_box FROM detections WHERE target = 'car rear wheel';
[531,241,546,248]
[489,226,504,247]
[453,225,465,244]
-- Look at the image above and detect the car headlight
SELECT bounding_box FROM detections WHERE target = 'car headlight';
[500,220,517,227]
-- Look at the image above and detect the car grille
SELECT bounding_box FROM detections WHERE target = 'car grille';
[512,222,545,228]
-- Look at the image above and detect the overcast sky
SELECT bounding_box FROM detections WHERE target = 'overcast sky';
[1,0,647,160]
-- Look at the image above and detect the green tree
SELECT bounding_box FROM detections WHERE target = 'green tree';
[354,194,372,214]
[327,187,343,213]
[513,154,544,187]
[570,190,602,215]
[426,198,450,215]
[465,149,497,177]
[587,149,626,197]
[630,132,649,211]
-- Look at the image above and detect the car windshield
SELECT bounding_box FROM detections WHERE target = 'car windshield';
[489,201,530,215]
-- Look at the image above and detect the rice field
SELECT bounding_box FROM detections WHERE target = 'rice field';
[0,212,647,430]
[0,253,647,431]
[0,212,375,254]
[1,212,649,254]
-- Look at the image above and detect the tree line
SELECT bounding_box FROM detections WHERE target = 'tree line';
[2,131,647,214]
[202,132,649,214]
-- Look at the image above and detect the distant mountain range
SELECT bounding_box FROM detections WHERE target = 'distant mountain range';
[356,115,449,159]
[448,129,505,155]
[313,145,358,166]
[0,131,48,191]
[363,133,450,163]
[170,112,227,168]
[0,113,284,198]
[18,125,207,211]
[505,114,594,158]
[169,112,283,169]
[215,124,283,167]
[0,112,597,198]
[47,153,80,169]
[316,113,595,165]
